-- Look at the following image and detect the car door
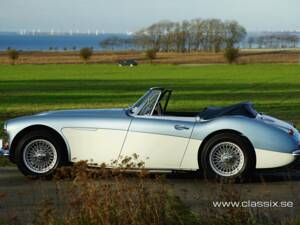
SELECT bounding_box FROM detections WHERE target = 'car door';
[63,127,128,165]
[121,115,195,169]
[61,109,131,165]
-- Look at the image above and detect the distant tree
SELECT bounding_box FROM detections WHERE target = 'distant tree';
[72,46,77,51]
[64,47,68,51]
[204,19,225,52]
[49,46,53,51]
[177,20,192,52]
[256,36,264,48]
[191,18,206,51]
[133,32,153,50]
[247,37,255,49]
[7,49,20,65]
[224,20,247,48]
[224,47,239,64]
[99,36,134,51]
[134,18,247,53]
[289,35,299,48]
[253,33,299,49]
[145,49,157,63]
[80,47,93,64]
[100,36,119,50]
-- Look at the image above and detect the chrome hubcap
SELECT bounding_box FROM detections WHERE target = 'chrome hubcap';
[209,142,244,177]
[23,139,58,174]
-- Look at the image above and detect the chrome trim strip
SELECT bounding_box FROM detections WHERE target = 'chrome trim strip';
[127,127,193,139]
[150,91,162,116]
[179,121,197,168]
[292,150,300,156]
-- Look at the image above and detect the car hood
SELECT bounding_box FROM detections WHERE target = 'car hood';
[5,108,131,144]
[35,108,127,118]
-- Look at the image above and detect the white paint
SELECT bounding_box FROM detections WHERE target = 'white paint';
[62,127,296,170]
[62,128,127,165]
[255,148,295,168]
[180,139,202,170]
[121,132,189,168]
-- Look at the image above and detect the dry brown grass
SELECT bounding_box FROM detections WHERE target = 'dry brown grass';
[33,163,300,225]
[33,156,199,225]
[238,50,300,64]
[0,50,299,65]
[1,160,300,225]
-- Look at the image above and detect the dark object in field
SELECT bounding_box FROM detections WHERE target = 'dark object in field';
[224,47,240,64]
[118,59,138,67]
[7,49,20,65]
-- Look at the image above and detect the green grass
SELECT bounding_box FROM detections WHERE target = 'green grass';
[1,63,300,130]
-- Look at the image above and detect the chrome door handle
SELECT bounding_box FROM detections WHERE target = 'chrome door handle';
[174,125,190,130]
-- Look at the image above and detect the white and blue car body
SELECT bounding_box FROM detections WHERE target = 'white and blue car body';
[1,87,300,179]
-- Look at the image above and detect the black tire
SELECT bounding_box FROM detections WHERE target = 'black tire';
[200,133,254,182]
[14,129,67,177]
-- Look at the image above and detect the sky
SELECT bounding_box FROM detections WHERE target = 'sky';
[0,0,299,33]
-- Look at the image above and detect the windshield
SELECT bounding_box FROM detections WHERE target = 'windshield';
[130,90,151,114]
[129,89,161,115]
[139,90,161,115]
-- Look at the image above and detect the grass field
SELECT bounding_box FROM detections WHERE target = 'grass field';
[1,64,300,132]
[1,64,300,225]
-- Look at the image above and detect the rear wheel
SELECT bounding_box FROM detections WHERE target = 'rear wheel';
[201,133,254,181]
[15,129,67,177]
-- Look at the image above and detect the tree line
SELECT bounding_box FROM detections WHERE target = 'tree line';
[246,33,299,49]
[100,18,247,52]
[5,47,94,65]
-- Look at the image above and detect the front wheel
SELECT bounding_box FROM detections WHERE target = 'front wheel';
[15,129,66,177]
[201,133,254,181]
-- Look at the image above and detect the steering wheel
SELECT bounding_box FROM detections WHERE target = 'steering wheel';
[154,103,163,116]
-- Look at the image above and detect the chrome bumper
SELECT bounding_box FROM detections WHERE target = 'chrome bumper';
[0,139,9,157]
[292,150,300,156]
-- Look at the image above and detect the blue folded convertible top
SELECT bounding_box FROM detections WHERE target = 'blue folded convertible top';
[199,102,258,120]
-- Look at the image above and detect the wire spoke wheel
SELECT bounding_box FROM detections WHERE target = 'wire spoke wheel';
[23,139,58,174]
[209,142,245,177]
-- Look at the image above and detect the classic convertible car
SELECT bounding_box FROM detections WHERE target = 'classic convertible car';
[1,87,300,179]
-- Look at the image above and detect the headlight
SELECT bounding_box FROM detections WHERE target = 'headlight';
[2,124,9,150]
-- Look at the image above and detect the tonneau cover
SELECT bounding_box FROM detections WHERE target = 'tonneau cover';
[199,102,257,120]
